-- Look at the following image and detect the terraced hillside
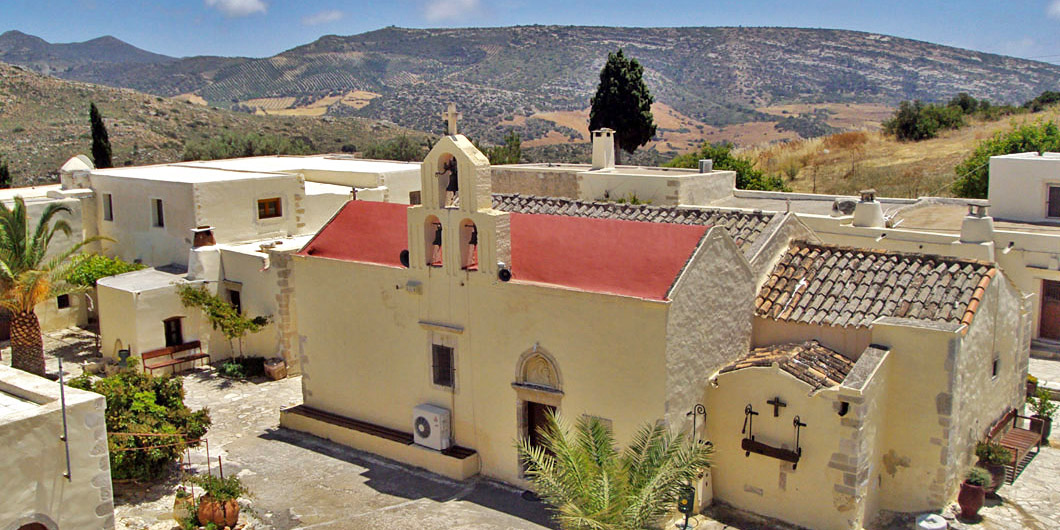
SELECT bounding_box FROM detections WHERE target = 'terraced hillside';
[0,63,420,185]
[6,26,1060,153]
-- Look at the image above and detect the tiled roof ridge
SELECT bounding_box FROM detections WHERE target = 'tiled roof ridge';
[718,340,855,390]
[756,240,998,329]
[788,239,996,269]
[492,193,775,219]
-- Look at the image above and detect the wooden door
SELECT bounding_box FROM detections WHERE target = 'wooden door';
[526,402,557,451]
[1041,280,1060,341]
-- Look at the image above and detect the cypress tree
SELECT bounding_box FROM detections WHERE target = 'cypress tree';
[589,49,657,164]
[89,103,113,169]
[0,159,10,189]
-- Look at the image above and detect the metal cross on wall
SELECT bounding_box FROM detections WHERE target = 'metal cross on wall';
[767,396,787,417]
[442,103,461,135]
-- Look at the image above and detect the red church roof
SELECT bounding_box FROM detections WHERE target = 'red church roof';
[298,202,710,300]
[297,201,410,267]
[509,213,709,300]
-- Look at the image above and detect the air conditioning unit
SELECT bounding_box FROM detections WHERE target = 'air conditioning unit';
[412,404,451,451]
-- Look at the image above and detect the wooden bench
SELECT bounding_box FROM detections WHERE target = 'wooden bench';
[985,408,1043,483]
[142,341,209,375]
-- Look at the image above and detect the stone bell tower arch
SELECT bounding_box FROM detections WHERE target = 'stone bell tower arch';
[406,105,510,277]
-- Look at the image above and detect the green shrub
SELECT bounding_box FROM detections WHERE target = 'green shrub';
[217,357,265,379]
[666,142,787,191]
[69,371,210,481]
[183,131,312,161]
[952,120,1060,198]
[190,474,249,503]
[66,254,145,287]
[1028,387,1059,418]
[975,441,1012,465]
[964,466,991,487]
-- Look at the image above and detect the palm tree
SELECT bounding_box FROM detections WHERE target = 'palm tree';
[0,197,97,376]
[517,411,713,530]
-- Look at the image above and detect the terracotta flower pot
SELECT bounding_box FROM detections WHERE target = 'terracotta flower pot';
[173,494,193,522]
[958,481,985,519]
[264,358,287,380]
[196,494,239,527]
[978,460,1005,493]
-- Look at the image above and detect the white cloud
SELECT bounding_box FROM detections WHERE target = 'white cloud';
[205,0,267,18]
[302,9,345,26]
[423,0,480,22]
[1049,1,1060,20]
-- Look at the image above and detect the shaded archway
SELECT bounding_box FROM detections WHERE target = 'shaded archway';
[424,216,443,267]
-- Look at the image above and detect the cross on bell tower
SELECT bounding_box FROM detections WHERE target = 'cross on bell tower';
[441,103,461,136]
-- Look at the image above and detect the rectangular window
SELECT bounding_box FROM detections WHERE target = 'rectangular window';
[56,294,70,309]
[409,191,422,205]
[163,318,183,347]
[1049,186,1060,218]
[151,198,164,227]
[991,354,1000,379]
[227,289,242,315]
[432,344,454,388]
[102,193,113,221]
[257,197,282,219]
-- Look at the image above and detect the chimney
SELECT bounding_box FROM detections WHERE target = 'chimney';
[591,128,615,170]
[698,159,713,173]
[852,189,885,228]
[187,226,220,281]
[960,203,995,244]
[191,226,216,248]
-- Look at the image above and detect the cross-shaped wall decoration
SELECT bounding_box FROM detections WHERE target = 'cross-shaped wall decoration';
[441,103,461,136]
[767,396,787,417]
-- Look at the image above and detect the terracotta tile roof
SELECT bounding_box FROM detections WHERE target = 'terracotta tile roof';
[719,341,856,389]
[492,194,777,251]
[756,241,997,329]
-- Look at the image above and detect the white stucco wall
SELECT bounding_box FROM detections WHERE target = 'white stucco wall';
[89,175,196,267]
[97,271,205,365]
[0,365,114,529]
[989,153,1060,222]
[664,228,754,430]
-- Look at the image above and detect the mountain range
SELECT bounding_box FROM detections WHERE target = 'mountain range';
[3,26,1060,150]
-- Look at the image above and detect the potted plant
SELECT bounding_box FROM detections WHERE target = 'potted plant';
[957,467,990,520]
[1027,375,1039,398]
[1028,388,1057,441]
[173,486,193,522]
[191,474,247,527]
[974,441,1011,493]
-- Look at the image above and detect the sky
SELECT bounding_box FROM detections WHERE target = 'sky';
[3,0,1060,64]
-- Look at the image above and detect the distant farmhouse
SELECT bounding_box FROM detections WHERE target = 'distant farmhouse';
[9,111,1060,529]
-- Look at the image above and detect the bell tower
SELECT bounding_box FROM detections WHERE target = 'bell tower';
[407,104,511,278]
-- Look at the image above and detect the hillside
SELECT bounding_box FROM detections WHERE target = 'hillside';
[0,62,420,185]
[739,108,1060,198]
[6,26,1060,153]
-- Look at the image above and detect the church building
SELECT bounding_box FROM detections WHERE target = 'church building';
[278,123,1028,529]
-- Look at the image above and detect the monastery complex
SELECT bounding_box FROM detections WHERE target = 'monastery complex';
[4,116,1060,529]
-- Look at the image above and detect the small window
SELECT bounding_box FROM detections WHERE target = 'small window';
[163,317,184,347]
[227,289,242,315]
[432,344,454,388]
[102,193,113,221]
[151,198,164,227]
[1049,186,1060,218]
[409,191,422,205]
[992,354,1000,379]
[56,294,70,309]
[257,198,282,219]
